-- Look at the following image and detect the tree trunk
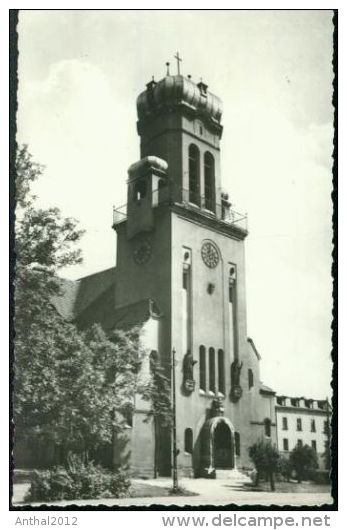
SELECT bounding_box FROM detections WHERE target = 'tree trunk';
[269,472,275,491]
[255,470,259,486]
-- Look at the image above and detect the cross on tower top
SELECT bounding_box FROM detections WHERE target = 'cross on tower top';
[174,52,182,75]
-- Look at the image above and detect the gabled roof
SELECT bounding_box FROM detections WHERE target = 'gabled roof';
[260,382,276,395]
[247,337,261,360]
[52,267,116,321]
[52,267,162,332]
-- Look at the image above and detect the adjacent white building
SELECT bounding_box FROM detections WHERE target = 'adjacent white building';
[275,395,330,469]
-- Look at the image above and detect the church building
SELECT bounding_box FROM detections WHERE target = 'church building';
[98,62,276,478]
[21,61,278,478]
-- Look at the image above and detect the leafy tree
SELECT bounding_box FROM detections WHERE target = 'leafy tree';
[14,145,86,461]
[289,444,318,483]
[14,146,170,470]
[249,439,280,491]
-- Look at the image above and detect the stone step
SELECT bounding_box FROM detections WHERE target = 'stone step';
[215,468,252,484]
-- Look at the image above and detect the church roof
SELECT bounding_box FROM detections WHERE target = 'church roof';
[260,382,276,395]
[52,267,162,332]
[247,337,262,360]
[52,266,116,321]
[136,74,223,127]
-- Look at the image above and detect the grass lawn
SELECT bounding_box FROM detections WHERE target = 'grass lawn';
[130,482,197,498]
[245,480,331,494]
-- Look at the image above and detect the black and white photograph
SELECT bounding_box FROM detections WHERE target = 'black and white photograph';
[10,9,336,511]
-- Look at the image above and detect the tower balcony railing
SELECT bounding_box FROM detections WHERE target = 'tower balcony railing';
[112,185,248,231]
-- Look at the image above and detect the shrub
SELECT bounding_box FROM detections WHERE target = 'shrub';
[25,455,130,502]
[289,444,318,483]
[249,439,280,491]
[309,469,330,484]
[277,456,292,482]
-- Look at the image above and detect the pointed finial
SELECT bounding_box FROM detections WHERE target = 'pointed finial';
[166,62,170,76]
[174,52,182,75]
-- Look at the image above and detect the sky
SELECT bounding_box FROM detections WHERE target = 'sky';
[16,10,334,400]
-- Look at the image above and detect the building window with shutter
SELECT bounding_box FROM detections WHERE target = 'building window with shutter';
[282,417,288,430]
[297,418,302,431]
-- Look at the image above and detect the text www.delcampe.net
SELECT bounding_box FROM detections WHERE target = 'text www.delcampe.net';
[161,514,331,529]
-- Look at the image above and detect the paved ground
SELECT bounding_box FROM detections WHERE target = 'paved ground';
[12,477,333,508]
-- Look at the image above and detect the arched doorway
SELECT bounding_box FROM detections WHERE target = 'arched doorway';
[199,417,235,476]
[214,421,233,469]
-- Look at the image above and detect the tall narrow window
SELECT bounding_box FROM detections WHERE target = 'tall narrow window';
[184,428,193,454]
[297,418,302,431]
[217,349,225,394]
[311,419,316,432]
[228,267,237,360]
[248,368,254,389]
[235,432,241,456]
[182,250,191,356]
[209,347,216,393]
[283,438,289,451]
[264,418,271,437]
[188,144,200,205]
[199,346,206,391]
[204,152,215,212]
[282,417,288,430]
[133,179,147,201]
[311,440,317,452]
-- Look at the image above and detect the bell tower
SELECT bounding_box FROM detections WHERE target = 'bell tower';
[112,59,273,479]
[136,58,223,216]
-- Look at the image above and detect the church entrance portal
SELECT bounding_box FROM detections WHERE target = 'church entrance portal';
[214,421,233,469]
[199,417,235,476]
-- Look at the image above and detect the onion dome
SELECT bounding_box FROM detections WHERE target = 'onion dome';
[128,156,168,180]
[136,75,223,129]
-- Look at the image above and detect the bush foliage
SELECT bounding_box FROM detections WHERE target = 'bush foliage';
[25,455,130,502]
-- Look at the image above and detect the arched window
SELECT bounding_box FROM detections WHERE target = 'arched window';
[218,349,225,394]
[209,347,216,393]
[264,418,271,438]
[235,431,241,456]
[133,178,147,201]
[248,368,254,389]
[184,428,193,454]
[189,144,200,205]
[199,346,206,391]
[204,152,215,212]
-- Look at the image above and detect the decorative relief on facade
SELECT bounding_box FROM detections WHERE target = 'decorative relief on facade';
[182,350,197,394]
[211,397,225,417]
[230,359,243,402]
